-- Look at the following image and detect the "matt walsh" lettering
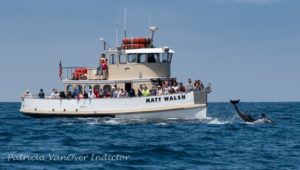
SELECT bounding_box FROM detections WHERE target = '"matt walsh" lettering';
[145,94,186,103]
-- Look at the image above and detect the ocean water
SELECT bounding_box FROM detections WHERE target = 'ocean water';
[0,102,299,170]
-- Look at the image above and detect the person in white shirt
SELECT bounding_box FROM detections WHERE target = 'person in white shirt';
[22,90,32,98]
[116,88,121,98]
[119,88,128,97]
[162,84,169,95]
[157,86,163,95]
[50,88,60,98]
[186,78,194,92]
[88,89,95,99]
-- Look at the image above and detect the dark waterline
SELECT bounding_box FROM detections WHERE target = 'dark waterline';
[1,102,300,169]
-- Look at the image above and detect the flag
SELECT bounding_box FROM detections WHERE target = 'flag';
[59,60,62,80]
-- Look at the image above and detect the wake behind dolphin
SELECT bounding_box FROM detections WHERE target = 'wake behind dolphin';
[230,99,274,124]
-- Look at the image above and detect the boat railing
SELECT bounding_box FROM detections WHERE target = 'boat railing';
[21,89,208,100]
[23,93,191,100]
[21,94,59,100]
[62,67,102,80]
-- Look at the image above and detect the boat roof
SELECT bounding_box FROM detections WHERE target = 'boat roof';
[124,47,175,54]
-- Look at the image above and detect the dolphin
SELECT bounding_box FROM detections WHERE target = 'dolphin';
[230,99,274,124]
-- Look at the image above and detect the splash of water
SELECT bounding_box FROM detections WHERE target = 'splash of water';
[154,122,169,126]
[104,119,122,125]
[68,114,241,126]
[205,117,230,125]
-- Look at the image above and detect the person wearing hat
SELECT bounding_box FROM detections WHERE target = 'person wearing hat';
[23,90,32,98]
[38,89,45,99]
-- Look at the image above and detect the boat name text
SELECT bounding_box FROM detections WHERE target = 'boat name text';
[145,94,186,103]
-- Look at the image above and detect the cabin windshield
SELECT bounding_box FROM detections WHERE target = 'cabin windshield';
[111,52,173,65]
[137,54,146,63]
[160,53,172,63]
[128,54,137,63]
[147,53,158,63]
[119,54,127,64]
[167,53,172,63]
[127,53,173,64]
[109,54,117,64]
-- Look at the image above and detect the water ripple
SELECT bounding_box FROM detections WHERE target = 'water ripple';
[0,102,300,169]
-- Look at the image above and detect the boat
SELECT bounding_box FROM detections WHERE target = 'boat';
[20,26,211,119]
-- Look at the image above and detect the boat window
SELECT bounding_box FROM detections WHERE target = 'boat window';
[66,85,74,92]
[137,54,146,63]
[119,54,127,64]
[84,85,92,93]
[109,54,117,64]
[94,85,100,91]
[75,85,83,94]
[167,53,173,63]
[160,53,168,63]
[128,54,137,63]
[147,53,158,63]
[103,85,111,93]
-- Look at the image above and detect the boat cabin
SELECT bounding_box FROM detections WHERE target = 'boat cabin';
[62,36,175,95]
[106,47,174,80]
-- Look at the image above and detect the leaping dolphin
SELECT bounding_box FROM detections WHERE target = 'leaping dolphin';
[230,99,274,124]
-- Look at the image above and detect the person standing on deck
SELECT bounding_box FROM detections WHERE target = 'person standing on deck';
[186,78,194,92]
[38,89,45,98]
[100,54,108,80]
[22,90,32,98]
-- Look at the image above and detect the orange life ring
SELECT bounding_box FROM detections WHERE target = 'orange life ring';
[122,37,151,45]
[121,43,147,49]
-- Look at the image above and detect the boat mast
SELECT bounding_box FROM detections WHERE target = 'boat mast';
[124,8,127,38]
[149,26,158,48]
[115,26,118,48]
[99,37,106,50]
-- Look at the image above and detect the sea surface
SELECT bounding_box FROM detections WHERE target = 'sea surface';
[0,102,299,170]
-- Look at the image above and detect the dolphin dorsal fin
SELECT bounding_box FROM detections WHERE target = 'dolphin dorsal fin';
[261,113,267,118]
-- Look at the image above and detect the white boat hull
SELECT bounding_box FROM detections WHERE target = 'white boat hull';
[115,107,206,119]
[20,91,208,119]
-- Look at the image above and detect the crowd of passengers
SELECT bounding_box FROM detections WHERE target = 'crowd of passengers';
[22,78,205,99]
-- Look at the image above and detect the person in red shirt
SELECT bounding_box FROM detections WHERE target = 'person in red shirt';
[100,54,108,80]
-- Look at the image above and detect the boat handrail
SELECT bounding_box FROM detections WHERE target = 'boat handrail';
[21,90,205,100]
[62,67,99,80]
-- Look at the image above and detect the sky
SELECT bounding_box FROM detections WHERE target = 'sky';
[0,0,299,102]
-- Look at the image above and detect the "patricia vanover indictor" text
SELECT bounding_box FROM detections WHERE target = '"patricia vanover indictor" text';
[7,153,130,161]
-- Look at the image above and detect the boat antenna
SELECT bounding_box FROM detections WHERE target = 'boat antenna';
[99,37,106,50]
[99,37,112,51]
[124,8,127,38]
[116,26,119,48]
[148,10,152,29]
[115,25,118,48]
[149,26,158,48]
